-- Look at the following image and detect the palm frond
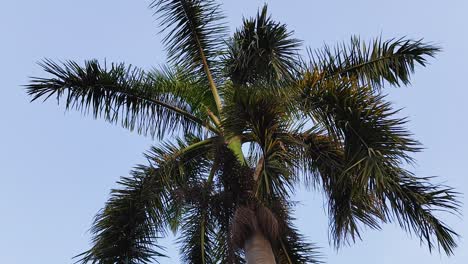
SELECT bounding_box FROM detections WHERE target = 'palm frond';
[150,0,227,113]
[27,60,215,138]
[301,78,418,244]
[383,171,460,255]
[76,135,215,263]
[75,166,168,264]
[303,77,421,172]
[225,4,302,86]
[171,143,228,264]
[296,128,383,246]
[150,0,226,72]
[178,201,217,264]
[307,36,440,89]
[272,200,323,264]
[299,83,460,253]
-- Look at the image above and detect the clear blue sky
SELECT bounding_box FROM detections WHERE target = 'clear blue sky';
[1,0,466,263]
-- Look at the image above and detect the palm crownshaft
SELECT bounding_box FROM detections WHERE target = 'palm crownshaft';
[26,1,459,263]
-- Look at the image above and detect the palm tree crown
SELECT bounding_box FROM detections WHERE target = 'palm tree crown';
[26,1,459,263]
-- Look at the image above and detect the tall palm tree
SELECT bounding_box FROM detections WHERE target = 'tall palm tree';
[26,1,459,263]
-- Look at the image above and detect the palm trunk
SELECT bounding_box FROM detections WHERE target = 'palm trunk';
[244,230,276,264]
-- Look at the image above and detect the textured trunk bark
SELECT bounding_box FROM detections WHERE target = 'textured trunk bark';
[244,231,276,264]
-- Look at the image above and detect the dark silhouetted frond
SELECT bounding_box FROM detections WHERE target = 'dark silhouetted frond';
[178,202,217,264]
[225,4,301,85]
[75,166,168,264]
[76,135,215,263]
[298,82,460,252]
[272,201,323,264]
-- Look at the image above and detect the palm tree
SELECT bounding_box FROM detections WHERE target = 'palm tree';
[26,1,459,263]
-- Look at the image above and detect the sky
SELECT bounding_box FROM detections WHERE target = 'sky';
[1,0,467,263]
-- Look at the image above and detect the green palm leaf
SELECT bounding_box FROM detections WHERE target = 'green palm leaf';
[27,60,215,138]
[308,36,440,89]
[223,86,299,201]
[75,166,168,264]
[298,88,459,253]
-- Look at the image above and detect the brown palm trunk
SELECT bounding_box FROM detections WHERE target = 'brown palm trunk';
[244,230,276,264]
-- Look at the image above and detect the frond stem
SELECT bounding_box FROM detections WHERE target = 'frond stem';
[199,47,223,115]
[206,107,222,128]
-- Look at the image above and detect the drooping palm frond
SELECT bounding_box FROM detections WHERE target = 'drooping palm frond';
[382,171,460,255]
[178,200,217,264]
[225,4,302,86]
[307,36,440,89]
[295,129,382,245]
[27,60,216,138]
[271,200,323,264]
[75,166,168,264]
[304,84,405,241]
[302,77,421,172]
[76,135,215,263]
[298,79,459,253]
